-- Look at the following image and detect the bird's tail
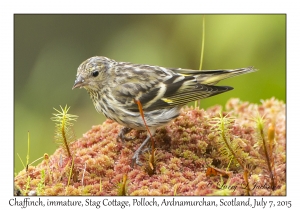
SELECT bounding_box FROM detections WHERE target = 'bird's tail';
[195,66,257,85]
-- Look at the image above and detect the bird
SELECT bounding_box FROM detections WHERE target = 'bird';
[72,56,256,166]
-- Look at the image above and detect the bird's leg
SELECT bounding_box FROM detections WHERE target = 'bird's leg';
[118,127,134,142]
[131,134,151,167]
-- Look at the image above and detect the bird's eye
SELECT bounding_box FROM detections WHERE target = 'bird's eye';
[92,70,99,77]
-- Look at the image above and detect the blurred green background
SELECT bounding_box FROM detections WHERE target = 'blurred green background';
[14,14,285,173]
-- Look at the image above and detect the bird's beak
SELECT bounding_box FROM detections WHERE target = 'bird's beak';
[72,76,85,90]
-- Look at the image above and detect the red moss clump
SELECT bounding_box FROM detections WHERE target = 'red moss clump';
[14,98,286,195]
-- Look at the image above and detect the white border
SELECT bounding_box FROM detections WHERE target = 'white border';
[1,0,299,209]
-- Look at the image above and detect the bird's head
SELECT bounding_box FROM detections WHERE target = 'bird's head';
[72,56,113,91]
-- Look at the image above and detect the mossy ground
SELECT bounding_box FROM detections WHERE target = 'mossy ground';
[15,98,286,196]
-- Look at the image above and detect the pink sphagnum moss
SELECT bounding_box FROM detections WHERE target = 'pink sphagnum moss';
[15,98,286,195]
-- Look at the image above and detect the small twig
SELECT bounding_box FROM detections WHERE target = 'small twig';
[81,162,87,186]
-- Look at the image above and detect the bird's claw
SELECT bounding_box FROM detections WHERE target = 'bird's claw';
[131,154,143,168]
[130,136,151,168]
[118,127,134,142]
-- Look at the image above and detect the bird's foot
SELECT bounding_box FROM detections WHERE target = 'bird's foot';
[118,127,134,142]
[131,136,151,168]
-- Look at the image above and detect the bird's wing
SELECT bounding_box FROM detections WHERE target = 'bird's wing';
[141,76,233,111]
[112,64,233,111]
